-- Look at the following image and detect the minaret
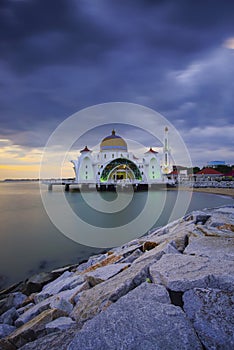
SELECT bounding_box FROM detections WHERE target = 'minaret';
[162,126,170,174]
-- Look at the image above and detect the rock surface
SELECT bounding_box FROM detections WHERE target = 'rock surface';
[0,205,233,349]
[68,283,202,350]
[149,253,234,292]
[183,288,234,350]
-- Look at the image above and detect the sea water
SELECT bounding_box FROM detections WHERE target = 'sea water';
[0,182,232,289]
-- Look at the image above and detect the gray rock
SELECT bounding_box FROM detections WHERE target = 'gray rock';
[214,206,234,214]
[17,304,35,316]
[15,283,86,327]
[34,271,84,303]
[71,261,150,323]
[184,237,234,260]
[133,241,179,265]
[23,272,57,294]
[8,309,66,348]
[16,327,78,350]
[45,317,75,334]
[112,243,142,257]
[183,288,234,349]
[68,283,202,350]
[149,254,234,292]
[0,307,18,325]
[0,324,16,339]
[49,297,73,315]
[196,224,234,238]
[0,298,7,316]
[186,211,211,225]
[77,254,108,272]
[84,263,130,282]
[118,248,143,263]
[2,293,27,313]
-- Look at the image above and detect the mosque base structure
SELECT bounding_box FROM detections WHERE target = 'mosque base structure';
[42,180,171,192]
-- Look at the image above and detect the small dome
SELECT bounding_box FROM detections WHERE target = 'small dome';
[80,145,91,153]
[100,130,128,152]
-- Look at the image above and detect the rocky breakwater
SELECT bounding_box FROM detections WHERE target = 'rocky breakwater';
[0,205,234,350]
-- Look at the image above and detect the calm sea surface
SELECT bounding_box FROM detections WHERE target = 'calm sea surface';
[0,182,233,289]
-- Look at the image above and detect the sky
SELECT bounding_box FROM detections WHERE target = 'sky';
[0,0,234,179]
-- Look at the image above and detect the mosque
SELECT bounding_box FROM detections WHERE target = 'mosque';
[70,127,172,189]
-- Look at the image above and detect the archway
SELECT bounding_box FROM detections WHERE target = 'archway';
[100,158,142,182]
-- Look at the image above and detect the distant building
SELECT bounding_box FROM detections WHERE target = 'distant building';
[194,167,223,181]
[71,128,173,185]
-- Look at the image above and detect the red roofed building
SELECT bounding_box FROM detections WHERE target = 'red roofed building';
[194,167,223,180]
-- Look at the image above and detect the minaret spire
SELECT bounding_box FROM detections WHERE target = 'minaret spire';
[162,126,171,174]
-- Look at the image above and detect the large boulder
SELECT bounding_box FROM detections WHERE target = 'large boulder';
[183,288,234,349]
[149,254,234,292]
[68,283,202,350]
[184,237,234,260]
[71,261,150,323]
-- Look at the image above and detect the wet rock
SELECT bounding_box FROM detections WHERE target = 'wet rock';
[184,237,234,260]
[45,317,75,334]
[68,283,202,350]
[0,307,18,325]
[149,254,234,292]
[71,261,150,323]
[23,272,57,295]
[0,324,16,339]
[51,264,78,275]
[8,309,66,348]
[34,272,84,303]
[183,288,234,349]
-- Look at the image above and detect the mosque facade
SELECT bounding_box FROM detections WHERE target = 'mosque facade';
[71,127,172,186]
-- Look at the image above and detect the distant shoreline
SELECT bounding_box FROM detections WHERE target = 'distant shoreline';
[168,186,234,198]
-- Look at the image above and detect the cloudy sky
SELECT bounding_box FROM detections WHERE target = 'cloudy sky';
[0,0,234,179]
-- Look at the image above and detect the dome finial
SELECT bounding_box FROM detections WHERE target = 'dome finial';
[112,129,116,135]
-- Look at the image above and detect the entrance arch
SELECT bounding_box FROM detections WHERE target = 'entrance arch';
[100,158,142,182]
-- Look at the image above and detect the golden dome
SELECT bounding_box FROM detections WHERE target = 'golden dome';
[100,130,128,152]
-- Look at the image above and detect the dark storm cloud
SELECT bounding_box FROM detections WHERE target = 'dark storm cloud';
[0,0,234,165]
[0,0,118,73]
